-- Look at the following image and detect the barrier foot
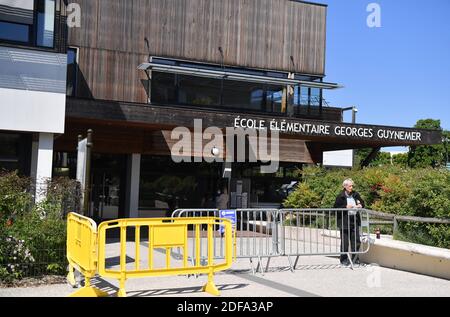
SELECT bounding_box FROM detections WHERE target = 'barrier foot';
[265,257,272,273]
[287,256,295,273]
[69,287,109,297]
[117,288,127,298]
[117,277,127,297]
[202,271,220,296]
[66,268,77,288]
[249,258,255,275]
[347,253,354,270]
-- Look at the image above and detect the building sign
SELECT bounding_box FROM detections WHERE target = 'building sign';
[233,116,440,145]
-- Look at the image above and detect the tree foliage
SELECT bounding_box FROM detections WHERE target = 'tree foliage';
[284,166,450,248]
[356,119,449,169]
[408,119,447,168]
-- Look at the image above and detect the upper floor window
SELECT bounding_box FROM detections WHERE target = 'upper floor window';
[294,86,323,108]
[0,0,55,48]
[152,72,287,115]
[36,0,55,47]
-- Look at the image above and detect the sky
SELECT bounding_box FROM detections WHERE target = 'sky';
[318,0,450,145]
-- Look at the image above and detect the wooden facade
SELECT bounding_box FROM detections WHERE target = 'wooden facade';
[54,117,319,164]
[68,0,327,103]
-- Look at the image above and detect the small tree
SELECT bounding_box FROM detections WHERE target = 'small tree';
[408,119,446,168]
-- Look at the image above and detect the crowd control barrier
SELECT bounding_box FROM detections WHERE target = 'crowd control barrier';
[66,214,234,297]
[66,213,109,297]
[172,209,372,273]
[171,209,279,274]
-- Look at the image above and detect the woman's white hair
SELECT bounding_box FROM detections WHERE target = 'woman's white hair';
[343,179,354,188]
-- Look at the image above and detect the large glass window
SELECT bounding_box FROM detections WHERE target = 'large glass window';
[152,72,285,113]
[151,71,323,116]
[139,156,222,213]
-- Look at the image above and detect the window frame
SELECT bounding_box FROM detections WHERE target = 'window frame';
[0,0,57,49]
[34,0,56,49]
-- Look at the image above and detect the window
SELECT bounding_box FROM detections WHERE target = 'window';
[294,86,322,107]
[178,75,221,107]
[36,0,55,47]
[310,88,321,107]
[0,21,31,43]
[139,156,222,211]
[151,71,322,116]
[0,132,32,175]
[299,86,309,106]
[0,0,56,48]
[151,72,177,104]
[266,85,283,113]
[67,47,78,96]
[222,81,264,111]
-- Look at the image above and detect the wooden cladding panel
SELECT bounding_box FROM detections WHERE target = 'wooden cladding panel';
[69,0,326,75]
[76,48,148,102]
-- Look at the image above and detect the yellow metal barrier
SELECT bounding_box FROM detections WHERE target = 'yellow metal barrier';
[66,215,234,297]
[66,212,108,297]
[97,217,233,297]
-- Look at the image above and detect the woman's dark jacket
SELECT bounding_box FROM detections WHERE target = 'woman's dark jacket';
[334,191,365,229]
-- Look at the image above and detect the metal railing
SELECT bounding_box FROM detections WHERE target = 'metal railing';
[172,208,372,273]
[367,210,450,236]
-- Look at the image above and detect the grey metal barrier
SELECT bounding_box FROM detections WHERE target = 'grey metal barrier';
[172,208,279,274]
[278,209,371,271]
[171,208,371,274]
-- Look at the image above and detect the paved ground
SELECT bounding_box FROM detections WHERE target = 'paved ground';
[1,254,449,297]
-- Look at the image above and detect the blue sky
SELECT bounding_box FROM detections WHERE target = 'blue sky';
[319,0,450,138]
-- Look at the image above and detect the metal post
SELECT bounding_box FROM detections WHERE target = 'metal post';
[393,217,398,237]
[352,106,357,124]
[83,129,93,217]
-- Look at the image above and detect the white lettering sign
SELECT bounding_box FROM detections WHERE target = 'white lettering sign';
[233,117,424,143]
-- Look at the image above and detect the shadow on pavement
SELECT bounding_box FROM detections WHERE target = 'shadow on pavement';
[127,283,249,297]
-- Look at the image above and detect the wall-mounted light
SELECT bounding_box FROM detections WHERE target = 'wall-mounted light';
[211,146,220,157]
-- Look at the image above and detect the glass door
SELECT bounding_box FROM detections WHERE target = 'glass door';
[89,154,126,221]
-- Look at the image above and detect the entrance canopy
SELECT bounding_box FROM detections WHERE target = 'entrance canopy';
[67,98,442,149]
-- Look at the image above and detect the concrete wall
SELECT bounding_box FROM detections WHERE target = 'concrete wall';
[0,46,67,134]
[360,238,450,280]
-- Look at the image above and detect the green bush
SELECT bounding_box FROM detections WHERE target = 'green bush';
[0,171,33,222]
[0,172,78,284]
[283,166,450,248]
[283,183,321,209]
